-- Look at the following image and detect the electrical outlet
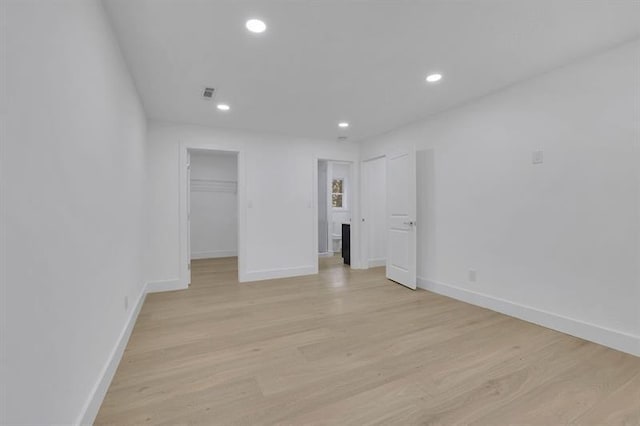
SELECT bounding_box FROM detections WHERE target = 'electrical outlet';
[468,269,477,282]
[124,296,129,311]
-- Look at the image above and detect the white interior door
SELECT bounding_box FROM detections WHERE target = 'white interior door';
[386,151,417,289]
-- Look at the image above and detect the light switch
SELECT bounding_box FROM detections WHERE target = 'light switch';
[532,150,544,165]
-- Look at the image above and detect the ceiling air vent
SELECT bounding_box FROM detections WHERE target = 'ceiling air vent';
[337,136,348,142]
[201,87,215,100]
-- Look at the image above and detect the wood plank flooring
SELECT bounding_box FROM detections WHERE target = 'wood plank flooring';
[95,256,640,425]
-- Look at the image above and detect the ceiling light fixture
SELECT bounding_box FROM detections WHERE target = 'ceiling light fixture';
[246,19,266,33]
[217,103,230,111]
[426,73,443,83]
[338,122,349,128]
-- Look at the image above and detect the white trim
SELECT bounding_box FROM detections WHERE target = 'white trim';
[191,250,237,260]
[243,265,316,282]
[318,251,333,257]
[417,277,640,357]
[77,283,148,425]
[367,258,386,268]
[147,278,186,293]
[312,157,321,274]
[179,145,190,287]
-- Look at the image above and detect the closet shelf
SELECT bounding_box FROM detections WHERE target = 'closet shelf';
[190,179,237,193]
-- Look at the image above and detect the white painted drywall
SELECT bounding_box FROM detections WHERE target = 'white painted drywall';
[363,157,387,266]
[361,40,640,354]
[190,151,238,259]
[2,0,147,424]
[146,122,360,283]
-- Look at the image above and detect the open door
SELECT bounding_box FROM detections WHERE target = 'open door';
[386,151,417,289]
[186,150,192,286]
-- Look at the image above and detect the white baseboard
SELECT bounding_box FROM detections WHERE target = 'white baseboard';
[367,258,386,268]
[147,278,186,293]
[77,283,147,425]
[318,252,333,258]
[241,265,316,282]
[191,250,237,260]
[417,278,640,357]
[77,277,190,424]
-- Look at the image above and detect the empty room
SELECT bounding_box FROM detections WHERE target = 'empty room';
[2,1,639,425]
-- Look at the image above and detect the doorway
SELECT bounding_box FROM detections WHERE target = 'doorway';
[182,148,241,286]
[361,156,387,268]
[316,159,353,268]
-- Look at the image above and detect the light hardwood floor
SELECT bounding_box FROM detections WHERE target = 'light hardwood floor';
[96,256,640,425]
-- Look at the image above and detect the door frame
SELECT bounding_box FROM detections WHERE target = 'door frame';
[317,160,331,255]
[312,157,360,271]
[179,143,245,286]
[360,155,386,269]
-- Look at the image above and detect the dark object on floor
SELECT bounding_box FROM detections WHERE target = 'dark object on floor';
[342,223,350,265]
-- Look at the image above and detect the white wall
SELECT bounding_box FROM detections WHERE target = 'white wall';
[361,40,640,356]
[2,0,148,424]
[363,156,387,266]
[146,122,360,284]
[190,151,238,259]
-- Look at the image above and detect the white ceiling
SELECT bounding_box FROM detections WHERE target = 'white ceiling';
[104,0,640,142]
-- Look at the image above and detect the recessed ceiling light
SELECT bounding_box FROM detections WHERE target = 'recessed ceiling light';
[246,19,266,33]
[426,73,443,83]
[338,122,349,128]
[217,103,230,111]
